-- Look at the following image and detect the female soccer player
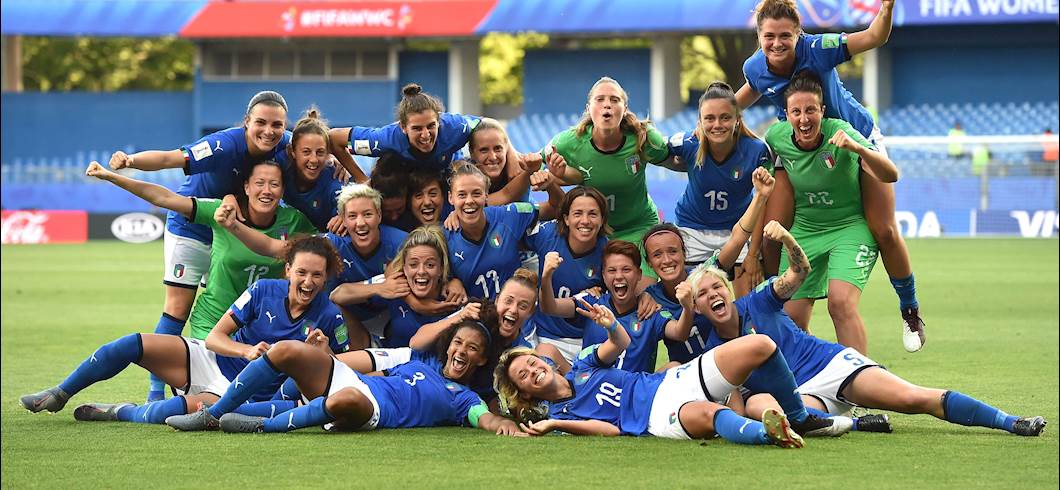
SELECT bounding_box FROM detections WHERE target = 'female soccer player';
[666,81,773,295]
[444,162,561,299]
[494,295,836,444]
[519,186,610,361]
[20,236,349,424]
[168,320,521,436]
[540,241,694,374]
[763,71,898,355]
[330,225,457,348]
[329,83,479,173]
[470,117,533,203]
[546,77,672,274]
[689,222,1047,437]
[738,0,926,352]
[215,183,408,348]
[86,158,317,336]
[279,107,347,233]
[107,91,291,401]
[644,166,774,369]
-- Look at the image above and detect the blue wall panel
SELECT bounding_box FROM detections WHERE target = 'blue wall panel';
[1,91,193,163]
[523,49,651,115]
[399,51,449,110]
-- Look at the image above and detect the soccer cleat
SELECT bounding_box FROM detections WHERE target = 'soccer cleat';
[789,414,840,437]
[165,407,220,431]
[761,408,804,449]
[854,413,893,433]
[219,413,266,433]
[20,387,70,413]
[802,416,853,437]
[73,403,133,422]
[902,307,926,353]
[1012,416,1047,437]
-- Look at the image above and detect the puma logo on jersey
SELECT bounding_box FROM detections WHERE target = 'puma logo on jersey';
[213,140,223,152]
[454,251,465,261]
[265,311,276,324]
[342,258,355,269]
[399,306,409,318]
[767,87,777,95]
[578,166,593,180]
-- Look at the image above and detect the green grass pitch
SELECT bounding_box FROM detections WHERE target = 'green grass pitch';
[2,239,1058,488]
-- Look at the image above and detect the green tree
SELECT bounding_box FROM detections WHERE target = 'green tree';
[21,37,194,91]
[478,32,548,106]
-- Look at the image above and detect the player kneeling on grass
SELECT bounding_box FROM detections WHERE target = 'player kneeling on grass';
[20,236,350,424]
[165,315,522,436]
[494,295,844,446]
[691,221,1047,437]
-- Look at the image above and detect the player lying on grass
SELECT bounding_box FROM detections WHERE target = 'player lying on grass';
[494,296,844,445]
[166,308,522,436]
[20,236,350,424]
[690,221,1047,437]
[644,166,774,371]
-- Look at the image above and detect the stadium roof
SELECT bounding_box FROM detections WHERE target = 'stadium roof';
[2,0,1057,38]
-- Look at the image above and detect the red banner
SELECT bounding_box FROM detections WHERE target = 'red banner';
[1,210,88,244]
[181,1,497,38]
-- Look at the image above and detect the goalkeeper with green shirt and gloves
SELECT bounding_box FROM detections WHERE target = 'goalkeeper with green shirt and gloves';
[763,71,899,356]
[83,159,316,340]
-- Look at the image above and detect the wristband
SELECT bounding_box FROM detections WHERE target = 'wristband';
[606,320,620,334]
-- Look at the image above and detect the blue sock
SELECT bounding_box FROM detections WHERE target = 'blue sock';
[943,391,1018,432]
[713,408,770,445]
[58,334,143,396]
[753,350,808,423]
[208,354,281,419]
[116,396,188,424]
[272,377,302,401]
[262,396,334,433]
[889,274,919,310]
[148,314,186,396]
[805,406,832,419]
[232,400,298,417]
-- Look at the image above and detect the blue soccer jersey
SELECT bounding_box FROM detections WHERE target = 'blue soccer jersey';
[445,203,539,299]
[359,349,487,428]
[215,279,349,395]
[523,220,606,339]
[347,113,480,171]
[324,226,407,293]
[743,33,875,138]
[704,279,845,386]
[548,345,665,436]
[667,132,772,230]
[170,127,293,243]
[645,280,710,365]
[369,297,446,349]
[578,293,668,373]
[282,170,343,231]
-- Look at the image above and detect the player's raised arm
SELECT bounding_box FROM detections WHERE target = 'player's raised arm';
[717,167,775,271]
[735,82,761,110]
[539,252,577,318]
[85,161,194,218]
[575,297,630,364]
[663,280,696,341]
[829,130,900,183]
[846,0,894,56]
[326,127,369,184]
[765,221,810,300]
[214,198,286,259]
[109,149,187,171]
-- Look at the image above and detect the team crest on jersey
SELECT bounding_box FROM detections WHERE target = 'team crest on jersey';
[631,320,642,333]
[173,263,186,278]
[278,227,289,240]
[625,155,641,175]
[489,232,503,248]
[585,267,596,279]
[312,199,319,209]
[669,412,678,424]
[732,168,742,180]
[575,372,591,385]
[820,152,837,169]
[301,320,317,337]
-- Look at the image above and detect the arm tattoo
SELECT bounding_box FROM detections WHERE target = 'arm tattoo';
[774,241,809,299]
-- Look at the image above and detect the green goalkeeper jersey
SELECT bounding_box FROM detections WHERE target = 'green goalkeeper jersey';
[765,118,876,234]
[187,198,316,339]
[550,124,671,237]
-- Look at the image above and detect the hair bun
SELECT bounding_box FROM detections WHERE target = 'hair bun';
[402,83,423,98]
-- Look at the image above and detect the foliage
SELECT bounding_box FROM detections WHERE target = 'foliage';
[479,32,550,106]
[21,36,195,92]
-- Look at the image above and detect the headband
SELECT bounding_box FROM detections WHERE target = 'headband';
[247,90,289,114]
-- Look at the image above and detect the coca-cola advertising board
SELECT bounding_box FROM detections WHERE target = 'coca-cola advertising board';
[1,210,88,244]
